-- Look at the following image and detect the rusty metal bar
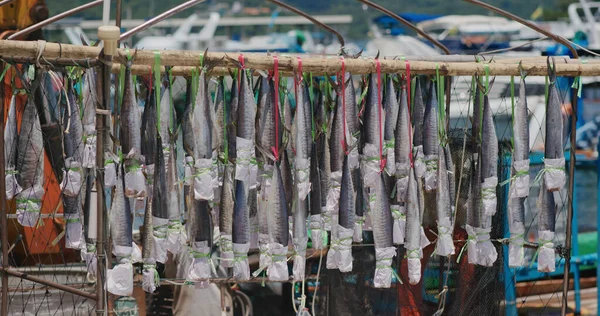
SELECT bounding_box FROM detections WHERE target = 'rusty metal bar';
[119,0,205,41]
[267,0,346,48]
[8,0,107,40]
[1,267,96,301]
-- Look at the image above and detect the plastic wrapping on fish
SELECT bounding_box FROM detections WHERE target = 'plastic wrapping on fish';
[423,155,438,192]
[406,246,421,285]
[394,163,410,203]
[353,216,364,243]
[194,158,216,201]
[167,220,187,255]
[187,242,214,282]
[508,226,525,267]
[348,135,360,169]
[258,233,271,271]
[142,264,159,293]
[106,244,140,296]
[435,216,454,256]
[152,217,169,264]
[124,165,147,198]
[475,226,497,267]
[362,143,381,188]
[184,156,194,186]
[337,225,354,272]
[250,215,259,249]
[82,135,96,169]
[104,158,118,188]
[145,164,155,183]
[60,159,83,197]
[309,214,324,250]
[293,236,308,281]
[233,242,250,281]
[537,230,556,272]
[510,160,530,198]
[219,234,233,268]
[419,226,430,258]
[388,205,404,245]
[295,158,311,201]
[324,171,342,231]
[65,213,84,249]
[481,176,498,216]
[385,141,395,176]
[543,158,565,191]
[235,137,258,185]
[267,243,288,281]
[413,145,425,178]
[5,167,21,200]
[16,185,44,227]
[374,246,396,288]
[465,224,479,265]
[81,244,97,282]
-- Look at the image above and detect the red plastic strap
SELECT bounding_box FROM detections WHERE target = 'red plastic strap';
[376,59,385,172]
[405,60,414,167]
[271,56,280,161]
[340,56,348,154]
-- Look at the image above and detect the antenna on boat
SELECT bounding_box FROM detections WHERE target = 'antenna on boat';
[120,0,205,41]
[266,0,350,56]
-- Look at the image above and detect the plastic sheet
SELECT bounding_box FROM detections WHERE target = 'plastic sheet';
[385,142,395,176]
[309,214,324,250]
[435,216,454,256]
[419,226,431,258]
[353,216,364,243]
[152,217,169,264]
[16,186,44,227]
[348,135,360,170]
[543,157,565,191]
[374,246,396,288]
[82,135,96,169]
[233,243,250,281]
[413,145,425,178]
[406,246,421,285]
[187,242,213,282]
[60,159,82,197]
[394,162,410,203]
[142,264,159,293]
[509,160,530,198]
[475,226,497,267]
[106,245,139,296]
[184,156,194,186]
[508,225,525,267]
[267,243,288,282]
[5,167,21,200]
[219,234,233,268]
[391,205,406,245]
[362,143,381,188]
[336,226,354,273]
[194,158,216,201]
[465,224,478,265]
[324,171,342,231]
[481,176,498,216]
[166,220,187,255]
[258,233,271,271]
[65,213,84,249]
[124,165,147,198]
[81,243,97,283]
[235,137,258,185]
[537,230,556,272]
[293,236,308,281]
[295,158,311,201]
[424,154,438,192]
[104,157,117,188]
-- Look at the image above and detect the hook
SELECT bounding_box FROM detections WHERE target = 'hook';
[355,0,451,55]
[266,0,349,55]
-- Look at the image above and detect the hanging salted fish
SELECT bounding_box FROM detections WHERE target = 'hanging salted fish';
[187,196,214,286]
[423,81,439,192]
[326,155,354,272]
[326,79,347,233]
[62,80,85,249]
[405,167,421,284]
[81,171,97,283]
[435,145,454,256]
[265,163,289,281]
[466,78,482,265]
[151,135,169,264]
[309,143,325,250]
[537,57,563,272]
[81,68,98,170]
[371,173,395,288]
[166,143,186,255]
[213,76,225,157]
[141,179,157,293]
[182,77,195,189]
[219,164,235,268]
[4,94,21,200]
[361,72,384,189]
[383,75,399,177]
[192,67,218,202]
[294,78,312,201]
[107,164,141,296]
[292,190,309,281]
[16,93,44,227]
[232,66,257,279]
[121,57,146,198]
[392,79,411,245]
[141,81,158,184]
[412,79,426,178]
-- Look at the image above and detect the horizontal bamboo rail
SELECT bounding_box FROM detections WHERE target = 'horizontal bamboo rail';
[1,40,600,76]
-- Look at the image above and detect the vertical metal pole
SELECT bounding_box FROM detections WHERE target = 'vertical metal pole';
[561,84,579,316]
[502,153,516,316]
[0,66,8,316]
[572,173,580,315]
[96,25,120,316]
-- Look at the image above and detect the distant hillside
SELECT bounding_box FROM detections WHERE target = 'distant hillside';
[49,0,566,39]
